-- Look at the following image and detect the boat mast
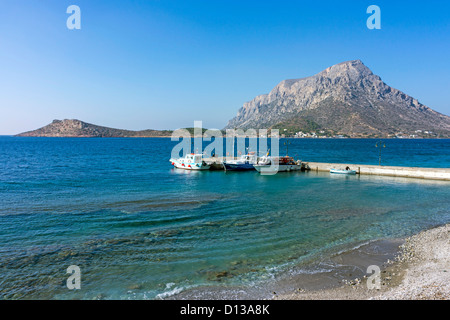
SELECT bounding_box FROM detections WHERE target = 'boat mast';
[284,139,291,156]
[375,140,386,166]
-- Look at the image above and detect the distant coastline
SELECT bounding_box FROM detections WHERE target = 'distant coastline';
[11,135,450,139]
[14,119,450,139]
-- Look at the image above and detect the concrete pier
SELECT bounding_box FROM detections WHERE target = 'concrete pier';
[304,162,450,181]
[203,156,450,181]
[204,157,450,181]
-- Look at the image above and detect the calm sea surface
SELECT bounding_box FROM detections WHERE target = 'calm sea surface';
[0,137,449,299]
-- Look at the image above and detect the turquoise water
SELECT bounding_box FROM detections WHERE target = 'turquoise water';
[0,137,449,299]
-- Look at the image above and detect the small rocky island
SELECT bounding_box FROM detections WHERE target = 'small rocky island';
[16,119,173,138]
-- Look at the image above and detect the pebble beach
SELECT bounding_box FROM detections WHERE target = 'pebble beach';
[276,224,450,300]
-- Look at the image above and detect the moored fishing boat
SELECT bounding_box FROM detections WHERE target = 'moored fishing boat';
[253,156,302,174]
[170,154,211,170]
[223,153,258,171]
[330,168,357,175]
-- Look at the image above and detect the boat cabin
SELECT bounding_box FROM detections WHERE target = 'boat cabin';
[185,154,203,164]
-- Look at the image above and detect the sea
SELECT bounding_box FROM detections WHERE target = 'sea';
[0,136,449,299]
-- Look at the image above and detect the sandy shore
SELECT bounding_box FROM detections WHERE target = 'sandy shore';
[276,224,450,300]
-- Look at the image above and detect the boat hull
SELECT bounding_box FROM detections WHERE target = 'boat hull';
[253,164,302,174]
[170,159,210,170]
[223,163,256,171]
[330,169,356,175]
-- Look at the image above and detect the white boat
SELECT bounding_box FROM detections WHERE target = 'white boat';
[330,168,357,175]
[223,153,258,171]
[170,154,211,170]
[253,156,302,174]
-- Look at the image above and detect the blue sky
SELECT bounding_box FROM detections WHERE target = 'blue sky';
[0,0,449,134]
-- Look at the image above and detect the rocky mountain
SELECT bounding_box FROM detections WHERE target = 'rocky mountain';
[225,60,450,137]
[16,119,173,137]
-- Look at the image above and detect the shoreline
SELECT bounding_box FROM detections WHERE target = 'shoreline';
[166,237,405,300]
[275,223,450,300]
[167,231,429,300]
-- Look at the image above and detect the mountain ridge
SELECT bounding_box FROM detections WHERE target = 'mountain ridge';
[225,60,450,138]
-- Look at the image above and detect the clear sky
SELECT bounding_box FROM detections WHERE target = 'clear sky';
[1,0,449,134]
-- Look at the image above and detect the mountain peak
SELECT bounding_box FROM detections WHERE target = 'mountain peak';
[275,60,373,91]
[340,59,363,66]
[336,59,369,71]
[319,59,373,81]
